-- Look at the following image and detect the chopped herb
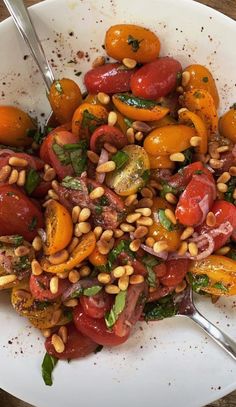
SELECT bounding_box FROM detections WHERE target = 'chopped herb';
[53,141,87,175]
[63,309,73,322]
[99,195,109,206]
[127,35,143,52]
[28,216,38,232]
[144,294,177,321]
[105,290,127,328]
[95,205,103,215]
[10,235,24,246]
[41,353,58,386]
[230,103,236,110]
[112,151,129,170]
[83,286,102,296]
[227,248,236,260]
[94,345,103,354]
[194,170,203,175]
[52,143,71,165]
[213,282,228,292]
[75,71,82,77]
[142,254,160,288]
[71,288,83,299]
[176,71,182,86]
[188,273,209,293]
[224,177,236,203]
[193,91,203,98]
[7,191,17,197]
[35,301,51,310]
[55,80,63,94]
[158,209,174,231]
[176,148,193,169]
[61,176,82,190]
[124,117,133,128]
[25,168,41,195]
[202,76,209,83]
[14,255,31,271]
[115,93,161,110]
[160,182,178,198]
[27,126,53,145]
[81,109,106,134]
[141,169,150,184]
[107,239,135,271]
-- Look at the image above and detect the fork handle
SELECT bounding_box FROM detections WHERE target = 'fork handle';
[190,309,236,360]
[3,0,54,91]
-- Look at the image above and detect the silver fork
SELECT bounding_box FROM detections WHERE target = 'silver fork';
[174,287,236,360]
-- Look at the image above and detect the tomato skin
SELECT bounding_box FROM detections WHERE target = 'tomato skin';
[90,125,128,153]
[80,292,113,319]
[0,152,44,172]
[130,57,182,100]
[168,161,213,189]
[84,63,134,94]
[0,106,35,147]
[73,303,129,346]
[0,185,44,241]
[45,323,98,360]
[29,273,70,301]
[160,259,190,287]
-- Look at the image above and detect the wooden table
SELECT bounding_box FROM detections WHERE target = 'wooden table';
[0,0,235,406]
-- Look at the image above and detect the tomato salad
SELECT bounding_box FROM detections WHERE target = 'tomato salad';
[0,23,236,386]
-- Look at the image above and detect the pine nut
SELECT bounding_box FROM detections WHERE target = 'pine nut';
[79,266,91,277]
[153,241,169,253]
[58,271,69,279]
[108,111,117,126]
[48,189,59,200]
[133,226,148,239]
[182,71,191,87]
[101,230,113,241]
[178,241,188,255]
[64,299,79,307]
[208,142,220,159]
[149,180,163,190]
[164,208,177,225]
[0,165,11,182]
[17,170,26,186]
[217,172,231,184]
[209,158,223,169]
[48,249,69,265]
[136,216,153,226]
[149,286,157,293]
[217,183,228,193]
[8,169,18,184]
[135,207,152,217]
[215,246,231,255]
[98,273,111,284]
[145,237,155,247]
[125,194,137,206]
[114,229,124,238]
[229,166,236,177]
[216,146,229,153]
[97,92,110,105]
[141,187,153,198]
[68,269,80,283]
[122,57,137,69]
[137,198,153,208]
[97,239,111,254]
[126,213,141,223]
[79,208,91,222]
[51,309,62,325]
[0,274,17,287]
[72,206,81,223]
[120,223,135,232]
[9,157,28,167]
[78,222,92,234]
[50,276,59,294]
[233,188,236,200]
[132,121,152,133]
[180,227,194,240]
[105,284,120,294]
[126,128,135,143]
[129,239,141,252]
[32,236,42,251]
[92,55,105,68]
[104,142,117,153]
[89,187,104,199]
[74,223,82,238]
[58,326,68,344]
[51,180,59,190]
[51,334,65,353]
[118,275,129,291]
[165,193,177,205]
[113,266,126,278]
[135,131,143,141]
[170,153,185,162]
[43,168,56,182]
[175,280,187,293]
[190,136,201,147]
[93,226,103,240]
[31,259,43,276]
[96,161,116,173]
[44,164,50,171]
[124,265,134,276]
[177,86,184,93]
[14,246,30,256]
[188,242,198,256]
[42,329,51,338]
[129,274,144,285]
[87,150,100,164]
[206,212,216,227]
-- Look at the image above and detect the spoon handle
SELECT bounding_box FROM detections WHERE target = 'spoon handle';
[3,0,54,91]
[190,309,236,360]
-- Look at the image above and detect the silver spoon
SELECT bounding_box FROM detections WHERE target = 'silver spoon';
[174,287,236,360]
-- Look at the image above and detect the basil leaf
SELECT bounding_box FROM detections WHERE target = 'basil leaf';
[188,273,209,293]
[14,255,31,272]
[127,35,143,52]
[202,76,209,83]
[144,294,176,321]
[81,109,106,133]
[61,176,82,190]
[41,353,58,386]
[28,216,38,232]
[83,286,102,296]
[124,117,133,128]
[10,235,24,246]
[143,255,161,288]
[25,169,41,195]
[115,94,161,110]
[105,290,127,328]
[141,169,150,184]
[213,282,228,292]
[55,80,63,94]
[224,177,236,203]
[27,126,53,145]
[112,151,129,170]
[160,182,179,198]
[158,209,174,231]
[71,288,83,299]
[108,239,135,271]
[52,143,71,166]
[147,267,156,288]
[176,148,194,170]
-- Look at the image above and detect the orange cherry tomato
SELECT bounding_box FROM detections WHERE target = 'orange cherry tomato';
[150,115,176,129]
[182,89,218,135]
[84,94,101,105]
[219,106,236,143]
[112,94,169,122]
[88,246,107,267]
[148,197,181,252]
[41,232,96,273]
[0,106,35,147]
[44,200,73,255]
[105,24,160,63]
[143,124,196,156]
[182,64,219,108]
[72,103,108,139]
[148,154,175,170]
[178,109,208,154]
[48,78,82,124]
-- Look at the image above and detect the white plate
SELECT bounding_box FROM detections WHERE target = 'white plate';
[0,1,236,406]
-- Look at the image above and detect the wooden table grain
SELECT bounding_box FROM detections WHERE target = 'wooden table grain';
[0,1,235,406]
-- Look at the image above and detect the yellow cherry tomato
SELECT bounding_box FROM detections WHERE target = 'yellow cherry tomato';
[0,106,35,147]
[219,106,236,143]
[72,103,108,139]
[148,154,175,169]
[178,109,208,154]
[150,115,177,129]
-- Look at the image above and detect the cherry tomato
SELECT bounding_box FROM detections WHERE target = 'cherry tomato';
[90,125,128,153]
[131,57,182,100]
[168,161,213,189]
[148,154,175,170]
[73,303,129,346]
[84,63,135,94]
[196,200,236,251]
[29,273,70,301]
[45,323,98,360]
[0,185,44,241]
[218,150,236,173]
[0,106,35,147]
[219,107,236,143]
[160,259,190,287]
[175,173,216,226]
[80,291,113,319]
[72,103,108,139]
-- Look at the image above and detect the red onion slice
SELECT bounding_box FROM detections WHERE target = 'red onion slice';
[0,149,15,156]
[140,244,168,260]
[96,148,109,184]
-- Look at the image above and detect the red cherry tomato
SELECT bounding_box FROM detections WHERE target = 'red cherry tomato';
[90,125,128,153]
[29,273,70,301]
[84,63,135,94]
[175,173,216,226]
[0,151,44,172]
[73,303,129,346]
[168,161,212,189]
[130,57,182,100]
[40,130,79,180]
[45,323,98,360]
[196,200,236,251]
[80,291,113,319]
[160,259,190,287]
[0,185,44,241]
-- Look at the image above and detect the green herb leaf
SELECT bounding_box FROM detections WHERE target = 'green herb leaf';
[81,109,106,134]
[188,273,209,293]
[141,169,150,184]
[147,267,156,288]
[176,71,182,86]
[124,117,134,128]
[112,151,129,170]
[83,286,102,296]
[176,148,194,169]
[144,294,177,321]
[10,235,24,246]
[158,209,174,231]
[61,176,82,190]
[52,143,71,166]
[142,254,161,288]
[41,353,58,386]
[105,290,127,328]
[71,288,83,299]
[202,76,209,83]
[27,126,53,145]
[69,146,87,176]
[94,345,103,354]
[195,170,203,175]
[160,182,179,198]
[108,239,135,271]
[55,80,63,94]
[194,91,203,98]
[213,282,228,292]
[28,216,38,232]
[224,177,236,203]
[14,255,31,272]
[115,94,161,110]
[127,35,143,52]
[231,103,236,110]
[25,169,41,195]
[95,205,103,215]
